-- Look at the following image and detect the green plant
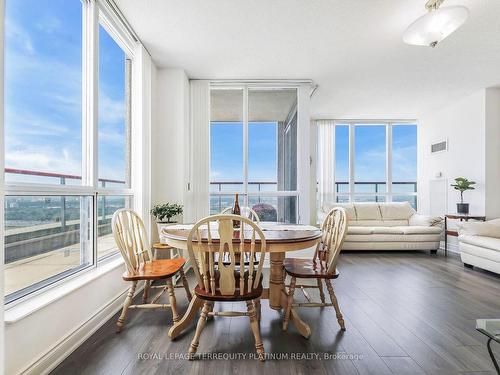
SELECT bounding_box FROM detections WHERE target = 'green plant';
[451,177,476,203]
[150,203,183,223]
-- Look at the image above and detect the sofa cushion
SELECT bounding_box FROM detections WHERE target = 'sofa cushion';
[347,227,373,235]
[322,202,356,221]
[459,235,500,252]
[353,203,381,220]
[346,233,441,242]
[402,226,443,235]
[371,226,405,234]
[379,202,415,220]
[349,220,384,227]
[458,221,500,239]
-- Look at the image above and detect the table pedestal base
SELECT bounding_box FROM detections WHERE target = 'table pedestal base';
[168,253,312,340]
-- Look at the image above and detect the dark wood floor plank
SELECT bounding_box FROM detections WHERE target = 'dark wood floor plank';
[381,356,426,375]
[52,252,500,375]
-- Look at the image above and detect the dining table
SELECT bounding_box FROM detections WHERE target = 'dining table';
[161,222,323,340]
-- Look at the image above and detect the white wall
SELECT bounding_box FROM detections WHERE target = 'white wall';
[150,68,189,239]
[419,90,486,216]
[418,88,500,251]
[485,88,500,219]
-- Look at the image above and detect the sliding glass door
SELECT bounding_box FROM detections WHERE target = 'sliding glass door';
[210,86,299,223]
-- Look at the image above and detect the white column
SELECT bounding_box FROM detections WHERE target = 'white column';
[297,85,311,224]
[132,44,153,235]
[185,80,210,222]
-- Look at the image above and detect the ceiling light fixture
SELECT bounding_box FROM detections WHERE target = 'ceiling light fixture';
[403,0,469,47]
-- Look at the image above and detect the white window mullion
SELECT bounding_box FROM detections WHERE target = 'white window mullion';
[82,0,99,267]
[348,123,355,202]
[387,123,393,203]
[82,0,99,189]
[243,86,249,207]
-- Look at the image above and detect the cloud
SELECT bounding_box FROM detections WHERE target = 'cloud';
[5,19,34,54]
[99,94,125,125]
[36,15,62,34]
[5,143,81,176]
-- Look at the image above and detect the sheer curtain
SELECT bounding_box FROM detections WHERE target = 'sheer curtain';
[184,80,210,222]
[316,120,335,213]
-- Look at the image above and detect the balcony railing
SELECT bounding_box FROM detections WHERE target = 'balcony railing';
[4,168,126,263]
[210,181,417,212]
[5,167,126,187]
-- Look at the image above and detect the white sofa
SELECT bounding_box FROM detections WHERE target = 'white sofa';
[319,202,442,252]
[458,219,500,275]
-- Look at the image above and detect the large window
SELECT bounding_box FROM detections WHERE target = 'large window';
[4,0,134,303]
[210,87,298,223]
[322,122,417,208]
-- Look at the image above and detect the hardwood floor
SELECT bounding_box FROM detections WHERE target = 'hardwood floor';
[52,251,500,375]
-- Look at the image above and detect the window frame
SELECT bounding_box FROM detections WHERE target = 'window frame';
[209,84,300,221]
[4,0,136,306]
[329,120,417,207]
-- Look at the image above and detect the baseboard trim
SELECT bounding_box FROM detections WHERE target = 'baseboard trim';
[20,283,145,375]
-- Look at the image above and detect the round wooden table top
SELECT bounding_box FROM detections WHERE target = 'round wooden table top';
[161,222,322,253]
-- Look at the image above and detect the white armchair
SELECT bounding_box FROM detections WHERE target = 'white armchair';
[458,218,500,274]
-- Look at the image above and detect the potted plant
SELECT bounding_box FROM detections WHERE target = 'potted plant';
[151,203,183,233]
[451,177,476,214]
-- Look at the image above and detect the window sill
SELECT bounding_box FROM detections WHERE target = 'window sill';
[4,257,124,324]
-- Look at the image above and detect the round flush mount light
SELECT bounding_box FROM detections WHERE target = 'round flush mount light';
[403,0,469,47]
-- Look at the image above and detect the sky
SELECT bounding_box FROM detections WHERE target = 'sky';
[5,0,126,184]
[211,122,417,187]
[4,0,416,189]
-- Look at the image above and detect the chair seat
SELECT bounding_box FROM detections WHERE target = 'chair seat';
[283,258,339,279]
[195,270,263,301]
[122,258,186,281]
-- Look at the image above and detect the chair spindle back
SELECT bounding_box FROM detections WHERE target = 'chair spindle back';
[187,214,267,296]
[313,207,348,275]
[112,209,153,274]
[220,206,260,223]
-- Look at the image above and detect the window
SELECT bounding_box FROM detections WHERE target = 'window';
[334,125,349,202]
[98,24,130,188]
[392,124,418,208]
[5,0,83,184]
[4,0,135,304]
[210,87,298,223]
[319,122,417,209]
[354,124,387,200]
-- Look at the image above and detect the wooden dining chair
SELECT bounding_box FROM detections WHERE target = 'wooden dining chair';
[282,207,348,332]
[112,209,192,332]
[220,205,260,222]
[220,206,260,265]
[186,214,267,361]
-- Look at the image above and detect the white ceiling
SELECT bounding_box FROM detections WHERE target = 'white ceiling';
[115,0,500,118]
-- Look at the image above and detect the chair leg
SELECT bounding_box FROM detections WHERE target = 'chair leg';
[255,298,261,322]
[283,276,296,331]
[142,280,151,304]
[247,300,265,361]
[166,278,179,323]
[180,268,192,301]
[188,301,211,360]
[116,281,137,333]
[325,279,345,331]
[317,278,326,304]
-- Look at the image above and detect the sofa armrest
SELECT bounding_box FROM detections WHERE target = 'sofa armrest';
[409,213,443,227]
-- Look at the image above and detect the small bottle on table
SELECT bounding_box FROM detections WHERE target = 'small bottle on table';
[232,193,241,228]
